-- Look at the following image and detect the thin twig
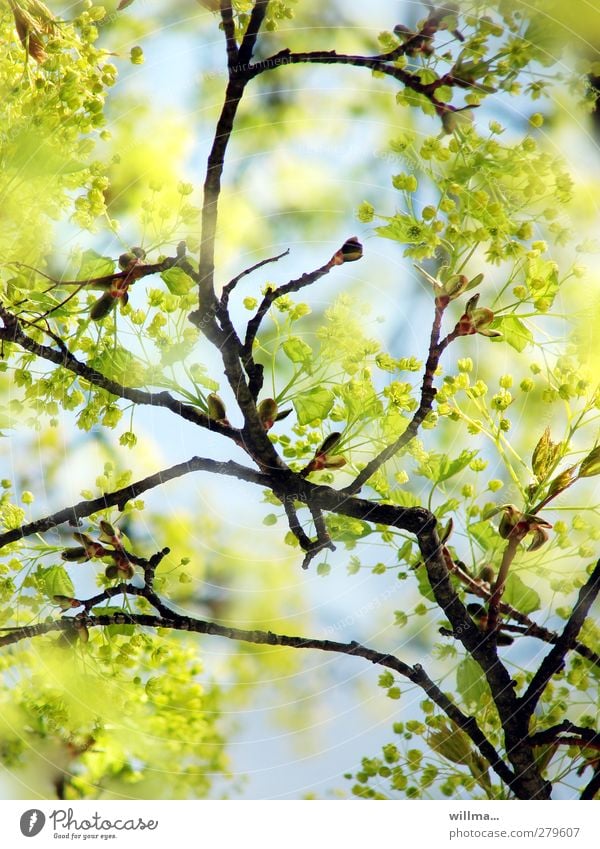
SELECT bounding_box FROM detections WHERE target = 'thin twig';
[242,257,337,398]
[344,304,452,495]
[220,249,290,311]
[529,722,600,748]
[236,0,270,69]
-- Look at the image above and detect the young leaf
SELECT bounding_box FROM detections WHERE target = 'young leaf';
[41,566,75,600]
[532,427,561,480]
[78,250,116,281]
[456,656,491,706]
[503,573,541,614]
[293,388,334,425]
[492,315,533,352]
[282,337,313,369]
[161,267,194,295]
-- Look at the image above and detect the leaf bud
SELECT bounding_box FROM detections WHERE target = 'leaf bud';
[207,393,229,425]
[118,251,138,269]
[531,427,561,481]
[441,274,469,301]
[478,565,495,584]
[429,723,473,765]
[498,504,522,539]
[579,445,600,478]
[257,398,279,430]
[90,293,115,321]
[53,595,80,610]
[98,520,122,547]
[527,526,550,552]
[73,532,108,558]
[331,237,363,266]
[61,546,89,563]
[547,465,578,498]
[318,432,343,456]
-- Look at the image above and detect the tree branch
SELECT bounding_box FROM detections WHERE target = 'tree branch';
[280,494,336,570]
[0,305,237,442]
[529,721,600,749]
[581,767,600,800]
[191,79,247,324]
[417,525,551,799]
[220,1,238,68]
[0,609,516,791]
[247,48,451,112]
[518,559,600,721]
[0,456,267,551]
[447,559,600,669]
[236,0,270,69]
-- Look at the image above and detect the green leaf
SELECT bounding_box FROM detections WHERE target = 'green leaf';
[439,450,478,483]
[88,346,146,387]
[41,566,75,600]
[6,129,86,178]
[77,250,116,282]
[491,315,533,352]
[503,574,541,614]
[282,337,313,369]
[456,656,490,706]
[416,450,477,483]
[415,564,435,602]
[161,267,194,295]
[391,490,421,508]
[293,387,334,425]
[92,606,135,636]
[467,520,498,552]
